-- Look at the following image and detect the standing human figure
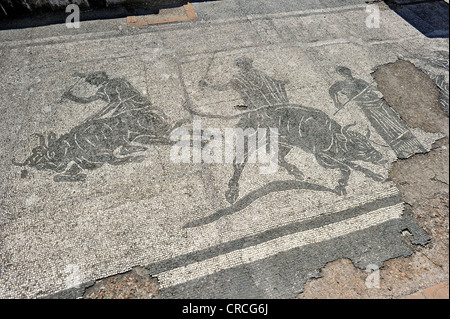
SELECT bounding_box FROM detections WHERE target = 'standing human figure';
[329,66,426,158]
[199,57,289,109]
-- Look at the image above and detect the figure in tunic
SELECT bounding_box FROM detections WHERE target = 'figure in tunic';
[329,66,426,158]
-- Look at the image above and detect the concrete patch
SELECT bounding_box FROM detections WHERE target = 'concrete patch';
[126,3,197,27]
[373,59,449,128]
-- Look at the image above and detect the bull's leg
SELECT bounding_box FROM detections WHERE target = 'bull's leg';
[118,144,148,156]
[279,145,304,180]
[225,138,256,204]
[53,162,87,182]
[108,155,145,165]
[314,152,351,195]
[225,160,247,204]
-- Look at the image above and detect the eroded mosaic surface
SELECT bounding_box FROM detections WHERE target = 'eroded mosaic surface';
[0,1,448,298]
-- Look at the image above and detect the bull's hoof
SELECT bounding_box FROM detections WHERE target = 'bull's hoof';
[283,163,304,180]
[334,185,347,196]
[54,173,87,182]
[371,173,385,182]
[132,155,146,163]
[225,186,239,204]
[292,170,305,180]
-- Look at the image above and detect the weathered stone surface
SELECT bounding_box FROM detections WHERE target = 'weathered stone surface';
[0,0,448,299]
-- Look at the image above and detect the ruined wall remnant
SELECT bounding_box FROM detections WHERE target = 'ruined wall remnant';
[0,0,189,17]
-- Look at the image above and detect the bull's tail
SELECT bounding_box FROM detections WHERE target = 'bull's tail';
[183,180,335,228]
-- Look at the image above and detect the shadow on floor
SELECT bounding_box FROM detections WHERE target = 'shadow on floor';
[0,1,214,30]
[386,0,449,38]
[1,6,138,30]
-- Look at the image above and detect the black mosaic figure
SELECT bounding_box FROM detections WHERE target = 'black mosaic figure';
[63,71,168,123]
[329,66,426,159]
[197,58,388,205]
[411,50,449,116]
[200,57,289,109]
[14,71,186,182]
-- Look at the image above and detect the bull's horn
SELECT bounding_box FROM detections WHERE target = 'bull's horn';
[73,72,87,78]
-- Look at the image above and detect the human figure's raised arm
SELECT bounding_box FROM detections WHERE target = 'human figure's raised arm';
[329,82,345,110]
[198,79,231,92]
[62,90,101,104]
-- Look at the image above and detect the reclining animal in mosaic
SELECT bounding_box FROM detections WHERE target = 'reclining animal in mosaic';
[13,71,186,182]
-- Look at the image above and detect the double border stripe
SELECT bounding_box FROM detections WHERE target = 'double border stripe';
[145,194,404,280]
